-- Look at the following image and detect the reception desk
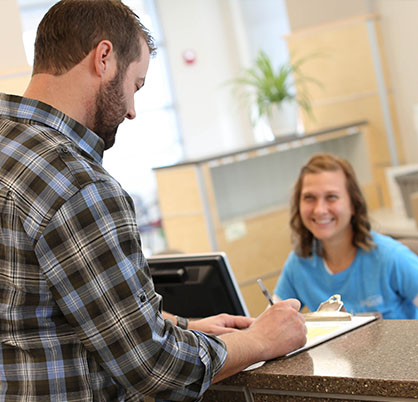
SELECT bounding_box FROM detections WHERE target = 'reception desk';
[154,121,385,316]
[203,320,418,401]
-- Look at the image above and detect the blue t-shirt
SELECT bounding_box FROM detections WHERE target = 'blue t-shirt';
[274,232,418,319]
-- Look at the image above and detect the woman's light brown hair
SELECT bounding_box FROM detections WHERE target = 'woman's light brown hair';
[290,153,375,257]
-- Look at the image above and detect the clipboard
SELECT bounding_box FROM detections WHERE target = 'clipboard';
[303,294,351,321]
[287,294,378,357]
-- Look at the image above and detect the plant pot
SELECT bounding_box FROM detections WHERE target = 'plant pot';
[266,100,298,137]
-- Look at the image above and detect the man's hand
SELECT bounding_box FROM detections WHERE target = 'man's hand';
[214,298,307,382]
[188,313,254,335]
[246,298,307,360]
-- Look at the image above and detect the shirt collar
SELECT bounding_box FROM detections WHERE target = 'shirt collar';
[0,93,104,164]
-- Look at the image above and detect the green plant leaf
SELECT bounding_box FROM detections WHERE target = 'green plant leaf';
[230,49,323,120]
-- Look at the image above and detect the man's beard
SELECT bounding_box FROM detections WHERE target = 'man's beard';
[93,70,126,150]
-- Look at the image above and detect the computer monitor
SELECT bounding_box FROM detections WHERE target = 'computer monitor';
[147,252,249,318]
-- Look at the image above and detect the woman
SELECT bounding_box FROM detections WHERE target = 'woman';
[273,153,418,319]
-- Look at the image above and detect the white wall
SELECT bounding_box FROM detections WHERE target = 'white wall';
[155,0,254,160]
[155,0,295,159]
[239,0,290,67]
[154,0,418,165]
[4,0,418,166]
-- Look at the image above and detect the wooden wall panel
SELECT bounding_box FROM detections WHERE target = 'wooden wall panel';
[160,215,211,253]
[289,21,377,98]
[155,166,203,215]
[286,16,404,209]
[0,73,31,95]
[241,276,279,317]
[216,208,291,283]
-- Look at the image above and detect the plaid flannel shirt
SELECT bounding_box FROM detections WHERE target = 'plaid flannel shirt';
[0,93,226,401]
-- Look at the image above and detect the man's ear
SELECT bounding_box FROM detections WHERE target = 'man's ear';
[93,40,114,77]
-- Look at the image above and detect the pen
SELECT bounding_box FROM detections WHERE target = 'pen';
[257,278,274,306]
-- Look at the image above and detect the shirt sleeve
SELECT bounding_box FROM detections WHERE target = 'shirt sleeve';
[273,252,303,306]
[388,241,418,308]
[34,180,227,400]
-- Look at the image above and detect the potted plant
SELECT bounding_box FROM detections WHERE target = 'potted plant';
[232,50,321,137]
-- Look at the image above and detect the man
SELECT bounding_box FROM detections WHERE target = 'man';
[0,1,306,401]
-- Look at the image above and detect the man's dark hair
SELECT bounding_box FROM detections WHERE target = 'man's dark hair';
[33,0,156,76]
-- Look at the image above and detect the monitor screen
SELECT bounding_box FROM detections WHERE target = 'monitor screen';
[147,252,249,318]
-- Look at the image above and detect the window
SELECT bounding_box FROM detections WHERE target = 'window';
[17,0,181,254]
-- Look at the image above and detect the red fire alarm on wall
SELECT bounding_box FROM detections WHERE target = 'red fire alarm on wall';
[182,49,196,65]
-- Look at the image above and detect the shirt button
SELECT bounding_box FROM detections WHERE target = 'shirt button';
[140,295,146,303]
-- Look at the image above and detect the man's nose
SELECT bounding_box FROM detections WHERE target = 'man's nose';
[125,107,136,120]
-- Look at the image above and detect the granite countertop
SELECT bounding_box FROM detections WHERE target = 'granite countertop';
[206,320,418,400]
